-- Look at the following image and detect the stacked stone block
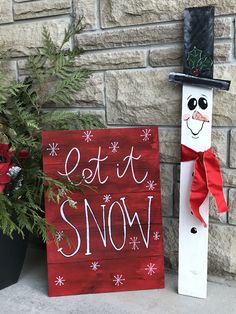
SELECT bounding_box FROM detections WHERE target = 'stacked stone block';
[1,0,236,278]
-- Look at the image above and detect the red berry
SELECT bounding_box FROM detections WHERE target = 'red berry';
[192,68,201,76]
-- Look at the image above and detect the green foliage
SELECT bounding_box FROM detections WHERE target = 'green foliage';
[26,18,90,108]
[43,111,104,131]
[0,19,104,239]
[200,56,213,71]
[187,46,213,73]
[187,47,202,68]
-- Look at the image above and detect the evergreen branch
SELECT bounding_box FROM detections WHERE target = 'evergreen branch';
[41,27,58,58]
[0,20,105,240]
[42,111,103,130]
[0,194,24,237]
[47,70,90,105]
[10,134,38,149]
[60,17,85,50]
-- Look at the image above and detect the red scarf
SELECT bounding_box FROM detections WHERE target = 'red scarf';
[181,144,228,227]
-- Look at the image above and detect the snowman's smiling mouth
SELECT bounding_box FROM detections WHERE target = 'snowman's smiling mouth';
[184,110,209,139]
[186,119,205,137]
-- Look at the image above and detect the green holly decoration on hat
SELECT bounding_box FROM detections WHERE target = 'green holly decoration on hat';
[187,47,213,76]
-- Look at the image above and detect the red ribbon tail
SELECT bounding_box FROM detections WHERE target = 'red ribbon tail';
[190,157,209,227]
[204,150,228,213]
[190,204,208,228]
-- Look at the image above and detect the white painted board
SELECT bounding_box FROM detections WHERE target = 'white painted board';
[178,84,213,299]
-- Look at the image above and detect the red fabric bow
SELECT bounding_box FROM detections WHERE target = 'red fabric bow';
[181,144,228,227]
[0,144,28,193]
[0,144,13,192]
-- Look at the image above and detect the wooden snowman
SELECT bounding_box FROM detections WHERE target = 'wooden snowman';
[169,6,230,299]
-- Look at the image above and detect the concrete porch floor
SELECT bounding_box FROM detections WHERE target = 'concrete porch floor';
[0,246,236,314]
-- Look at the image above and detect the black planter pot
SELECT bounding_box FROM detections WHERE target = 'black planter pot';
[0,231,28,290]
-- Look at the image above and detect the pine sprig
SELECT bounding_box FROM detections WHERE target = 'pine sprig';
[0,19,104,240]
[48,70,90,105]
[26,18,89,110]
[41,27,58,59]
[60,17,85,49]
[42,111,104,131]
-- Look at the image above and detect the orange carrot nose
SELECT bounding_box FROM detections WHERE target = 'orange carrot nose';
[192,111,209,122]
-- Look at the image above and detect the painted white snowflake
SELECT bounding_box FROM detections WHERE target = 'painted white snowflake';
[109,141,119,153]
[129,236,140,250]
[146,180,157,191]
[153,231,160,241]
[82,130,93,143]
[55,230,64,242]
[46,143,59,156]
[140,129,152,141]
[54,276,65,286]
[103,194,111,203]
[113,274,125,286]
[145,263,157,276]
[90,261,100,271]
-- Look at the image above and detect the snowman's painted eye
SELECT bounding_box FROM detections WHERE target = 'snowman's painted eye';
[198,97,208,110]
[187,98,197,110]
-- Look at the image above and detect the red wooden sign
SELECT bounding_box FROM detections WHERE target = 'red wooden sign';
[42,127,164,296]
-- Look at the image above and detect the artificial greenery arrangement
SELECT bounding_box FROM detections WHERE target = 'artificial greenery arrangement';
[0,19,103,241]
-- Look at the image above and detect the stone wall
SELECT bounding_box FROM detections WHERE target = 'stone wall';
[1,0,236,278]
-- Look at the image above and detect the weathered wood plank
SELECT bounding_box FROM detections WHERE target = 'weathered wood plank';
[43,127,164,296]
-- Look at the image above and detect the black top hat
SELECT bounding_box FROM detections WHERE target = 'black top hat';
[169,6,230,90]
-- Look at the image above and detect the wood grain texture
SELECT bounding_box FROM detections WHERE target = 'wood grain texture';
[179,85,212,298]
[42,127,164,296]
